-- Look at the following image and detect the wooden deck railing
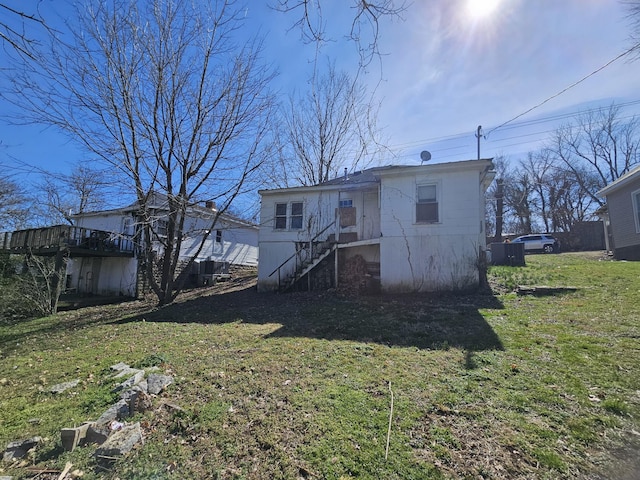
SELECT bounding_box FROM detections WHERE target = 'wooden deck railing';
[1,225,134,255]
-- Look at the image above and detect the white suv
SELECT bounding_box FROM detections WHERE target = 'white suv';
[511,234,558,253]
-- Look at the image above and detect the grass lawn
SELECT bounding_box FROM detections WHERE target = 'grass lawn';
[0,252,639,479]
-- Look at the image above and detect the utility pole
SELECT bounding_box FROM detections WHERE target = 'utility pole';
[495,178,504,243]
[476,125,483,160]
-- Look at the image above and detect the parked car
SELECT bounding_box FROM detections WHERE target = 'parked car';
[511,234,559,253]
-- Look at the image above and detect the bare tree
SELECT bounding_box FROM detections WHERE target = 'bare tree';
[276,63,382,187]
[272,0,406,66]
[521,151,597,233]
[37,164,110,224]
[546,105,640,207]
[4,0,276,305]
[0,173,30,230]
[624,0,640,57]
[485,155,509,240]
[502,166,537,235]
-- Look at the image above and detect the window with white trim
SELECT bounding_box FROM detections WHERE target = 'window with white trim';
[274,201,304,230]
[416,184,439,223]
[290,202,303,230]
[633,190,640,233]
[275,203,287,229]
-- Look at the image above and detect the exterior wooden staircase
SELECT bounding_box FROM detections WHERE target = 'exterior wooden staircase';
[268,221,337,292]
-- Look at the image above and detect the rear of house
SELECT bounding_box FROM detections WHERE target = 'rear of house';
[257,159,495,293]
[597,165,640,260]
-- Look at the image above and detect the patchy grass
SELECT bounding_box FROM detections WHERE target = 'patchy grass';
[0,254,639,479]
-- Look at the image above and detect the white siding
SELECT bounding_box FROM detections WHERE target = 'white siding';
[258,161,492,293]
[378,168,485,292]
[258,190,342,291]
[66,257,137,297]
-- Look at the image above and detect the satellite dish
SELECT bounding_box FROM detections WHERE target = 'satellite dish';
[420,150,432,163]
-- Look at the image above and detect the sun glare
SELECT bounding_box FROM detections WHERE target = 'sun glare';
[466,0,502,20]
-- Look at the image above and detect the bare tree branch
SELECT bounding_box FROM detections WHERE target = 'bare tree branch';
[271,0,407,67]
[3,0,277,305]
[0,2,51,60]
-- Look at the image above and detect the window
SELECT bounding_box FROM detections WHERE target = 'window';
[416,184,438,223]
[275,203,287,229]
[274,201,304,230]
[122,217,133,236]
[339,198,353,208]
[213,230,223,254]
[290,202,303,230]
[156,219,169,237]
[634,190,640,233]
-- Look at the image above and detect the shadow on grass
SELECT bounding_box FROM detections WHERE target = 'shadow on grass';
[117,284,505,351]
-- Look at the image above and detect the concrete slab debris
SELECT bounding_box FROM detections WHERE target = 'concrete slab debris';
[95,399,130,427]
[2,437,42,462]
[147,373,173,395]
[95,423,142,460]
[49,379,80,394]
[113,370,145,392]
[61,423,93,452]
[110,362,129,371]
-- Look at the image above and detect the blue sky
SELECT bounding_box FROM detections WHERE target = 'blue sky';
[1,0,639,182]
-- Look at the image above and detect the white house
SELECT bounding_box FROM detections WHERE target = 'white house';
[257,159,495,293]
[68,193,259,297]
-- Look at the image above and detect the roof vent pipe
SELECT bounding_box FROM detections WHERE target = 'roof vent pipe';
[344,167,348,179]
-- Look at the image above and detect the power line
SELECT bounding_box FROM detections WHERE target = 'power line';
[378,99,640,159]
[486,45,638,136]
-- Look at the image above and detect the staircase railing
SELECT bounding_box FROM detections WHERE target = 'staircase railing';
[268,220,336,290]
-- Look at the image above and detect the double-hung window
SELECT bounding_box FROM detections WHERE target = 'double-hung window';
[290,202,303,230]
[416,184,439,223]
[275,203,288,229]
[156,219,169,237]
[274,201,304,230]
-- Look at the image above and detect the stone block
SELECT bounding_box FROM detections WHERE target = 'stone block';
[113,371,145,392]
[61,422,92,452]
[85,425,109,446]
[96,399,130,426]
[49,379,80,394]
[95,423,142,460]
[147,374,173,394]
[110,362,130,372]
[113,367,144,379]
[2,437,42,462]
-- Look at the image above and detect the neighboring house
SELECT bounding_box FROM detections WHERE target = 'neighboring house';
[257,159,495,293]
[68,192,259,296]
[1,193,258,298]
[596,164,640,260]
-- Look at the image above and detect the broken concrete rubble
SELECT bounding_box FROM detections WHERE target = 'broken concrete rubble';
[147,373,173,395]
[95,423,142,460]
[49,379,80,394]
[60,423,92,452]
[112,370,145,392]
[58,362,173,455]
[95,399,130,427]
[2,437,42,462]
